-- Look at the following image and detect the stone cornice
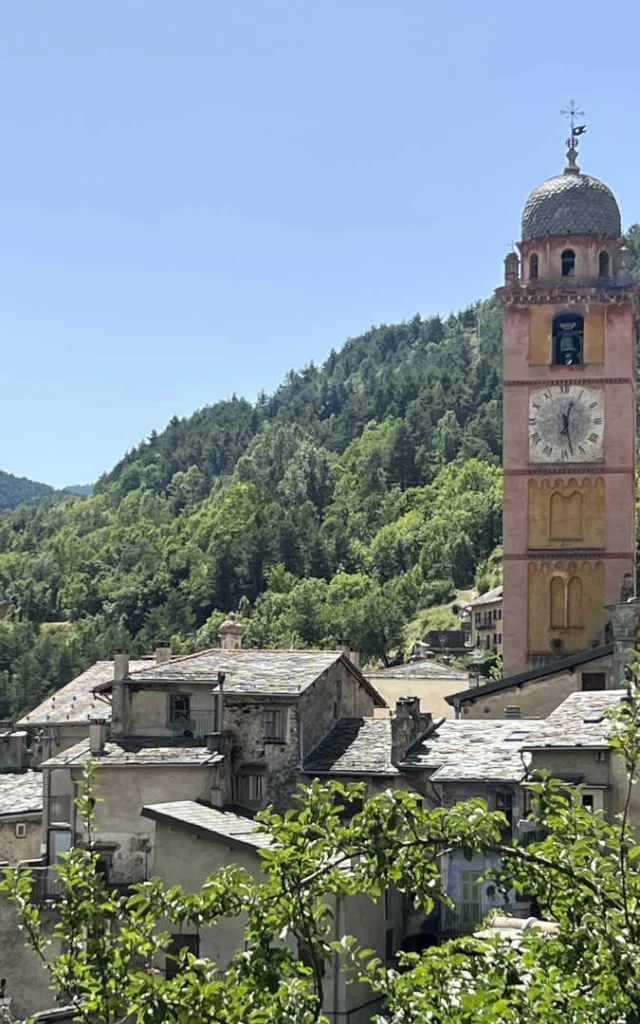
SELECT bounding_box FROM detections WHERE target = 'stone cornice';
[504,551,633,561]
[496,284,638,308]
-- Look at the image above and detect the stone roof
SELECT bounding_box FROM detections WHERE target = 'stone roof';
[445,645,613,706]
[0,771,43,816]
[17,660,152,728]
[303,719,400,775]
[128,648,386,704]
[523,689,625,750]
[142,800,271,851]
[469,586,503,608]
[368,659,467,681]
[41,739,224,769]
[402,719,540,782]
[521,169,621,241]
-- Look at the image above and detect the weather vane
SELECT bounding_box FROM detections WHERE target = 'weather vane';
[561,100,587,151]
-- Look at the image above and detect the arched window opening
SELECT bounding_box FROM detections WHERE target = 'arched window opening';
[598,250,610,277]
[550,576,566,629]
[529,253,539,280]
[561,249,575,277]
[567,576,583,629]
[552,312,583,366]
[550,492,583,540]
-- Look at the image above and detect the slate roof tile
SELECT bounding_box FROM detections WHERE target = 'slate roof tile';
[41,739,224,769]
[523,689,625,749]
[17,660,152,728]
[0,771,43,816]
[142,800,271,850]
[303,718,399,775]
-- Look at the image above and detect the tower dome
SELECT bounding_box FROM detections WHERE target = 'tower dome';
[521,154,621,241]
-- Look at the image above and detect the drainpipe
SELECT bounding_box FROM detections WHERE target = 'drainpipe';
[332,895,343,1024]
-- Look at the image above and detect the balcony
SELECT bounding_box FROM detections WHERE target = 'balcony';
[170,710,218,738]
[29,865,133,905]
[440,902,530,938]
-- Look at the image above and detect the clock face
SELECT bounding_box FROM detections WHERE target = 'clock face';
[529,385,604,463]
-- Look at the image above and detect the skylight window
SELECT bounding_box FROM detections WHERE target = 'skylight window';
[505,730,530,742]
[583,712,604,724]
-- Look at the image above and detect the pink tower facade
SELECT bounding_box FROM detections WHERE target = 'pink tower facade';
[498,146,637,676]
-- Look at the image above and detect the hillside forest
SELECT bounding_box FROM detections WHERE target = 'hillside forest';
[2,227,640,719]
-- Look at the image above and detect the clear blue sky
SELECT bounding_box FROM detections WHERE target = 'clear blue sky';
[2,1,639,487]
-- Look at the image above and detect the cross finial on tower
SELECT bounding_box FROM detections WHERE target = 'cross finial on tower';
[560,100,586,174]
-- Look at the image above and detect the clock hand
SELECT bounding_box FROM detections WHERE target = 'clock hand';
[560,408,574,456]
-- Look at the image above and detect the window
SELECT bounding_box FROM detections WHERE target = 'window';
[384,890,391,920]
[460,871,483,929]
[49,795,72,826]
[169,694,190,724]
[552,312,583,365]
[529,253,539,280]
[505,729,530,741]
[166,934,200,980]
[598,250,610,277]
[245,773,264,804]
[582,672,606,692]
[561,249,575,277]
[264,709,286,742]
[385,928,395,962]
[15,822,26,839]
[497,609,502,620]
[582,794,594,812]
[497,633,502,644]
[494,791,514,837]
[475,612,481,626]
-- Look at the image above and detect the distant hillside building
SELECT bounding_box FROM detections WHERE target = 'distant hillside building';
[469,586,503,656]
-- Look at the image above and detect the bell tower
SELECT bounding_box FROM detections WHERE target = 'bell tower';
[498,117,637,676]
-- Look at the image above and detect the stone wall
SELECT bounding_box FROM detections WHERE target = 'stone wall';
[0,895,60,1018]
[0,816,42,864]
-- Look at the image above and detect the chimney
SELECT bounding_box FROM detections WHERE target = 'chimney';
[155,642,172,666]
[338,641,360,669]
[113,649,130,681]
[89,713,109,756]
[219,614,243,650]
[111,649,129,737]
[391,696,432,765]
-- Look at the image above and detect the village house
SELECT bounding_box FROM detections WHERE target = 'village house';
[469,585,504,656]
[400,717,538,939]
[141,800,400,1024]
[445,644,613,720]
[523,688,631,820]
[17,653,166,764]
[366,658,467,720]
[0,771,43,864]
[37,619,386,887]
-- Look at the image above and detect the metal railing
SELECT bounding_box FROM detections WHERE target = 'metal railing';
[30,867,65,903]
[29,865,133,905]
[518,828,548,847]
[440,902,530,938]
[171,711,218,737]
